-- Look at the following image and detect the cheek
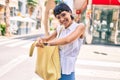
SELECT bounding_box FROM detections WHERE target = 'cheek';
[66,16,72,22]
[69,15,72,20]
[58,20,63,25]
[66,14,72,20]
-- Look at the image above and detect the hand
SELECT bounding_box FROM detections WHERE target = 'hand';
[35,37,44,47]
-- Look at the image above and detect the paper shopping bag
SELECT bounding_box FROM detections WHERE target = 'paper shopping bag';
[29,41,61,80]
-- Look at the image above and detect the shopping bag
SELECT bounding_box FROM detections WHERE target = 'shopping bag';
[29,41,61,80]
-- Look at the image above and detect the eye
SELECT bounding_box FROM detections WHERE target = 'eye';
[56,16,60,19]
[61,13,66,17]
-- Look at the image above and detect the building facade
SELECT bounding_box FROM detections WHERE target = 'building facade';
[91,0,120,44]
[0,0,41,35]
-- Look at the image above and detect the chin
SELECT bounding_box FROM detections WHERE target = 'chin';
[64,25,69,28]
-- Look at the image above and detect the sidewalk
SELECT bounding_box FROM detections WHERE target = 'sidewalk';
[0,28,44,39]
[78,44,120,62]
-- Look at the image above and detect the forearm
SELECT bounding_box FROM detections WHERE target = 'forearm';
[42,31,57,42]
[48,37,70,46]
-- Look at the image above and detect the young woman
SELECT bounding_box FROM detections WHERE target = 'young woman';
[36,3,85,80]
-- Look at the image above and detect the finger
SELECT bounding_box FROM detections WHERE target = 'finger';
[35,42,44,48]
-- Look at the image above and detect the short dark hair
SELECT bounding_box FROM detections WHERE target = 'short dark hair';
[53,3,72,17]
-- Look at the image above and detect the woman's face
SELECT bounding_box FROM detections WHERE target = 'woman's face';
[56,11,72,28]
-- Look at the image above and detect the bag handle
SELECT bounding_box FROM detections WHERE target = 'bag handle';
[29,41,46,57]
[29,41,37,57]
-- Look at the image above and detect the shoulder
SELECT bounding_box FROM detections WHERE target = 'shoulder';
[73,22,85,28]
[76,23,85,30]
[78,23,85,27]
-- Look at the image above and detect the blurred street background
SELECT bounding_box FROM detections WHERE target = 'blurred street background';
[0,0,120,80]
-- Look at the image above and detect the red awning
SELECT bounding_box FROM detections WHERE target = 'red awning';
[92,0,120,5]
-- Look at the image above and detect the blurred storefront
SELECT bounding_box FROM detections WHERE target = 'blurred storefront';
[0,0,18,23]
[91,0,120,44]
[10,16,36,35]
[0,0,38,36]
[0,0,5,23]
[0,0,19,36]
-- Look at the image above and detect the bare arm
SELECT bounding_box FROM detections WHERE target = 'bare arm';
[48,23,85,46]
[36,31,57,47]
[42,31,57,42]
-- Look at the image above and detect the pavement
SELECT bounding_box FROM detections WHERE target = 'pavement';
[1,28,120,80]
[0,28,44,39]
[78,44,120,62]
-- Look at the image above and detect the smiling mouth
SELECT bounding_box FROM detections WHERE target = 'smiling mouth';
[61,19,67,25]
